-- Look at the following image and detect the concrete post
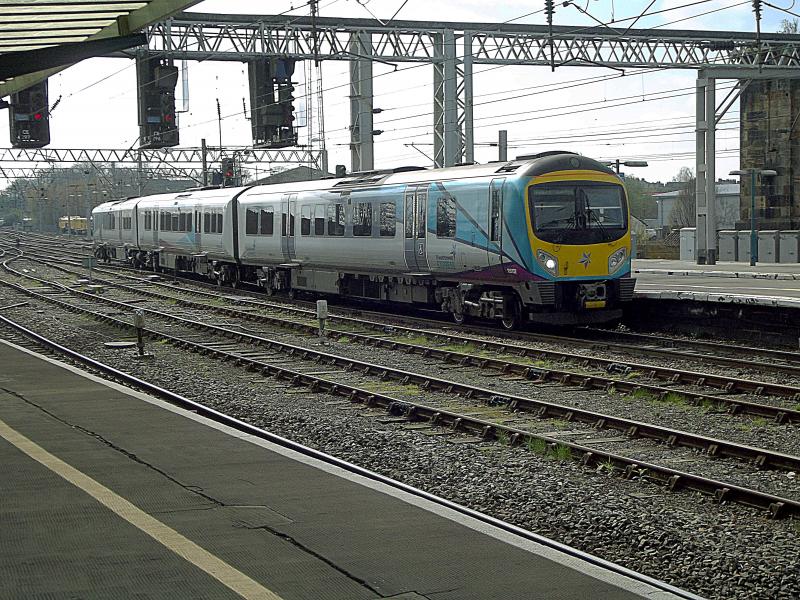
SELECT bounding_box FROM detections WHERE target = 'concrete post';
[705,77,717,264]
[349,32,373,172]
[443,29,458,167]
[695,76,707,264]
[498,130,508,162]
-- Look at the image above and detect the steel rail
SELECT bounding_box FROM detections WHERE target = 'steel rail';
[3,260,800,479]
[21,256,800,424]
[0,280,795,521]
[9,233,798,368]
[0,316,706,600]
[9,237,800,379]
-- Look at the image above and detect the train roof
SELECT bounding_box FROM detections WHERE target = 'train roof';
[244,152,618,197]
[93,152,620,211]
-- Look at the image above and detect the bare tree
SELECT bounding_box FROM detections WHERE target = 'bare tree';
[669,167,696,228]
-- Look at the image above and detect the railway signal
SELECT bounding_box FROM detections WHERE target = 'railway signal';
[136,55,179,149]
[248,57,298,148]
[9,80,50,149]
[222,157,236,187]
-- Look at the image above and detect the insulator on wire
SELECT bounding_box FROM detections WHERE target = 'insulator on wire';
[752,0,762,20]
[545,0,555,24]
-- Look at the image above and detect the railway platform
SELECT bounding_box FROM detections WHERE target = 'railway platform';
[0,339,694,600]
[632,259,800,307]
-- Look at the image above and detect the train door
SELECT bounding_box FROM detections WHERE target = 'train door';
[193,206,200,250]
[403,185,431,272]
[487,178,505,268]
[281,193,297,262]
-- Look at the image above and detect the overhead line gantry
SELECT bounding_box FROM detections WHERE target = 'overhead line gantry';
[141,12,800,264]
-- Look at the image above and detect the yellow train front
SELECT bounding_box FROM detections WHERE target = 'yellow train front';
[517,153,634,325]
[58,216,88,235]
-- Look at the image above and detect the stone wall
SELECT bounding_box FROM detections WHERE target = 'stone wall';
[739,79,800,229]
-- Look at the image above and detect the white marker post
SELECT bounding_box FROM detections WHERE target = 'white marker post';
[316,299,328,345]
[133,309,146,357]
[82,256,97,283]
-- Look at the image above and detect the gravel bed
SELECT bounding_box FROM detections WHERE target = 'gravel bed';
[6,267,800,499]
[2,281,800,600]
[24,255,800,390]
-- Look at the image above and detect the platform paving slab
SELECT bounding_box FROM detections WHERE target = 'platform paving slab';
[0,339,692,600]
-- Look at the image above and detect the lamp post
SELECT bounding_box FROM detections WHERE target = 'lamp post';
[608,159,649,175]
[729,169,777,266]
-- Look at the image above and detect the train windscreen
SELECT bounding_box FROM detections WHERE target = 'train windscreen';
[529,182,627,244]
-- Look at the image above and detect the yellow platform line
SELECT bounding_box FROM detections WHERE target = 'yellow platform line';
[0,416,283,600]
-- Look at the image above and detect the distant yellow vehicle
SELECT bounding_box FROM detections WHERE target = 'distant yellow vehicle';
[58,216,88,235]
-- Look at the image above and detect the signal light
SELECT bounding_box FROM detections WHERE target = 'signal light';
[137,56,179,149]
[9,80,50,148]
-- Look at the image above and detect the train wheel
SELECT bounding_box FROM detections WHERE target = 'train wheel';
[500,298,521,331]
[452,311,468,326]
[287,288,297,301]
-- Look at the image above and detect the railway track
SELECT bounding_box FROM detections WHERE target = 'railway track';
[1,248,798,518]
[15,252,800,425]
[6,231,800,368]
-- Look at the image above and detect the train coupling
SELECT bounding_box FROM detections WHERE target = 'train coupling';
[578,282,607,309]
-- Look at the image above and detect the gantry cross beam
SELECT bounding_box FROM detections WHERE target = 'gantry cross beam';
[144,13,800,171]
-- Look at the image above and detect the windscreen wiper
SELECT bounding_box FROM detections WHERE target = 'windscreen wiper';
[587,208,610,241]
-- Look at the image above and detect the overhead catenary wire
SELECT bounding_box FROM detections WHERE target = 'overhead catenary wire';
[5,0,767,186]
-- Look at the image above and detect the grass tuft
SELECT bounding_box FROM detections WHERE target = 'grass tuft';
[631,388,656,401]
[551,443,572,461]
[663,392,687,406]
[527,437,548,455]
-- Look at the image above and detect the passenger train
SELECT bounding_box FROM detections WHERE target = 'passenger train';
[92,151,635,328]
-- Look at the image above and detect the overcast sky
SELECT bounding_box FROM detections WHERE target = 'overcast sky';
[4,1,796,185]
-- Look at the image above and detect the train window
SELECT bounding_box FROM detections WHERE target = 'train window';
[327,203,345,236]
[178,213,186,232]
[281,209,295,236]
[216,213,223,234]
[436,197,456,238]
[187,213,193,232]
[352,202,372,236]
[260,208,274,235]
[106,214,115,229]
[144,210,152,231]
[314,204,325,235]
[490,179,504,242]
[204,213,210,233]
[301,205,312,236]
[246,208,259,235]
[161,212,169,231]
[417,191,427,238]
[379,202,396,237]
[122,216,132,230]
[404,194,413,239]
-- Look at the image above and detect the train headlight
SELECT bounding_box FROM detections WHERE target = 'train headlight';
[536,249,558,276]
[608,247,627,274]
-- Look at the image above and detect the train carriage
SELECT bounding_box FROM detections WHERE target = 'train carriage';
[92,198,137,259]
[92,151,634,328]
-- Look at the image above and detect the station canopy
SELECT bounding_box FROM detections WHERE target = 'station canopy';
[0,0,202,97]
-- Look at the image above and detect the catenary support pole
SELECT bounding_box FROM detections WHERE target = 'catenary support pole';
[705,76,716,265]
[695,75,707,264]
[498,130,508,162]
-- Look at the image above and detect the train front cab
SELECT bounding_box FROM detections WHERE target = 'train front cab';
[523,167,635,325]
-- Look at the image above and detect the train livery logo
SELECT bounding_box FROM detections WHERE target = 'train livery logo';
[579,251,592,269]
